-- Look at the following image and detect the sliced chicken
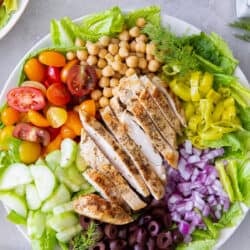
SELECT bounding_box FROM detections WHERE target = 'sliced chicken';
[100,106,165,200]
[79,110,149,197]
[138,89,177,149]
[127,99,179,168]
[98,164,147,210]
[73,194,133,225]
[80,132,146,210]
[83,168,124,205]
[151,76,186,127]
[110,97,165,182]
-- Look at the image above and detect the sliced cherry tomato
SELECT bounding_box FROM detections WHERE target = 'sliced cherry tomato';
[47,127,61,141]
[79,99,96,117]
[24,58,46,82]
[64,111,82,136]
[39,51,66,67]
[66,65,98,97]
[46,66,62,84]
[1,106,21,126]
[27,110,50,127]
[46,83,71,106]
[7,87,46,112]
[46,106,68,128]
[21,81,47,95]
[61,59,79,83]
[13,123,50,146]
[60,125,76,139]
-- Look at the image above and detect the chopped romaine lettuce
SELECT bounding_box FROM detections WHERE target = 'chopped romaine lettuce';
[0,0,18,29]
[177,239,216,250]
[0,6,9,28]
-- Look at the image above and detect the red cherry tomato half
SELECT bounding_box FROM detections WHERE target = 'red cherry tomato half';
[46,83,71,106]
[46,66,62,85]
[66,65,98,97]
[7,87,46,112]
[47,126,61,141]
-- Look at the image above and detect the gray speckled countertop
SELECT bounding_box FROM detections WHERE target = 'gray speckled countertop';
[0,0,249,249]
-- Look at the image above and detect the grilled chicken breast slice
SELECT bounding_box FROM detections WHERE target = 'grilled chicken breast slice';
[79,110,149,197]
[100,106,165,200]
[109,97,165,182]
[138,89,177,149]
[73,194,133,225]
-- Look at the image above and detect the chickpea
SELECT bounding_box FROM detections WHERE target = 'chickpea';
[148,59,160,72]
[136,34,148,43]
[114,72,121,79]
[111,38,119,44]
[86,55,98,65]
[114,54,122,62]
[97,58,107,69]
[119,47,129,58]
[99,96,109,108]
[66,51,76,61]
[112,87,120,97]
[91,89,102,101]
[99,48,108,59]
[118,30,130,41]
[135,41,146,53]
[119,40,129,49]
[112,61,123,72]
[75,37,85,47]
[136,17,146,27]
[105,53,114,65]
[108,43,119,56]
[125,68,136,77]
[129,26,140,38]
[95,68,102,79]
[102,65,115,77]
[136,52,144,58]
[146,54,154,61]
[138,57,147,69]
[146,42,156,55]
[86,43,100,55]
[103,87,113,98]
[99,36,110,47]
[76,50,88,61]
[130,40,136,52]
[110,78,119,87]
[119,64,128,75]
[126,56,138,68]
[99,77,110,88]
[80,61,88,66]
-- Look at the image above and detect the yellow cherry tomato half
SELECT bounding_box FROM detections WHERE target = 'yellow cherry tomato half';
[46,106,68,128]
[24,58,46,82]
[60,59,79,83]
[19,141,41,164]
[38,51,66,67]
[79,99,96,117]
[27,110,50,127]
[0,125,15,150]
[1,106,21,126]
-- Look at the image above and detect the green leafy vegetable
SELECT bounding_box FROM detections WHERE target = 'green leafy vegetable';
[125,5,160,27]
[238,159,250,206]
[0,6,9,28]
[176,239,216,250]
[3,0,17,14]
[234,33,250,42]
[0,0,18,29]
[71,221,98,250]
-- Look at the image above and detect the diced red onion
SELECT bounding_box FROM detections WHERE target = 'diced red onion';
[184,140,192,154]
[188,154,201,164]
[179,221,191,236]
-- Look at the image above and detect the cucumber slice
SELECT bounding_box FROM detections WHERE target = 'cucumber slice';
[27,211,46,239]
[76,146,88,172]
[60,139,77,168]
[42,184,71,212]
[30,165,56,201]
[0,163,32,190]
[7,210,26,225]
[26,184,42,210]
[15,185,26,197]
[0,192,27,217]
[48,212,78,233]
[67,165,86,187]
[53,201,73,215]
[31,228,56,250]
[56,224,81,242]
[45,150,61,171]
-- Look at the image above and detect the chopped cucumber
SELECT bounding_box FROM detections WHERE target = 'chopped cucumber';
[26,184,42,210]
[76,146,88,172]
[7,210,26,225]
[0,192,27,217]
[53,201,73,215]
[15,185,26,197]
[31,228,57,250]
[60,138,77,168]
[56,224,82,242]
[42,184,71,212]
[30,165,56,201]
[48,212,78,232]
[45,150,61,171]
[0,163,32,190]
[27,211,46,239]
[67,165,87,187]
[35,158,46,166]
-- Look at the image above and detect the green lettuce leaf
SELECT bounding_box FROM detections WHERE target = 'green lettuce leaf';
[238,159,250,206]
[125,5,160,27]
[0,6,9,28]
[238,106,250,131]
[3,0,17,14]
[177,239,216,250]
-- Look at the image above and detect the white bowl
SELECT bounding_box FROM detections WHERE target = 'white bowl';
[0,13,249,250]
[0,0,29,40]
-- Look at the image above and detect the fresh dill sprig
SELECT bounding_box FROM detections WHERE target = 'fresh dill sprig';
[230,19,250,32]
[234,33,250,42]
[71,222,98,250]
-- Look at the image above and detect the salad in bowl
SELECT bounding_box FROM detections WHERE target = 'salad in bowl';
[0,6,250,250]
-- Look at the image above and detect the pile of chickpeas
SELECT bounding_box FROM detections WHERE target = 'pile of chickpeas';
[66,18,161,108]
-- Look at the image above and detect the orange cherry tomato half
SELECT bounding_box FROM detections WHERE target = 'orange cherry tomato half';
[1,106,21,126]
[24,58,46,82]
[7,87,46,112]
[46,83,71,106]
[38,51,66,67]
[66,65,98,96]
[65,111,82,136]
[27,110,50,127]
[79,99,96,117]
[61,59,79,83]
[60,125,76,139]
